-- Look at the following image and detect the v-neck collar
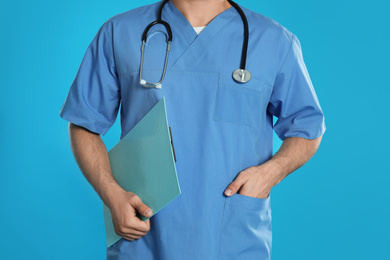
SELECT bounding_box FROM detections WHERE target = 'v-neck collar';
[163,1,198,45]
[161,0,239,70]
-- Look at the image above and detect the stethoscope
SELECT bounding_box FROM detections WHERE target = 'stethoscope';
[140,0,251,89]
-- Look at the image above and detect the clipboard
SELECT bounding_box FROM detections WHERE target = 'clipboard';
[103,97,181,248]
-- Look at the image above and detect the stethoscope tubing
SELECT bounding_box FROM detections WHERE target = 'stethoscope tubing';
[227,0,249,71]
[139,0,251,87]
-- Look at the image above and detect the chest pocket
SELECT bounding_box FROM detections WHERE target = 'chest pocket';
[213,76,272,128]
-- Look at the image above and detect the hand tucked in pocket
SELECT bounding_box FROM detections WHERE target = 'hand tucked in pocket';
[224,164,280,199]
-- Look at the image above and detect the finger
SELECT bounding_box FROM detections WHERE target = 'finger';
[126,216,151,233]
[112,216,148,234]
[114,224,148,238]
[130,195,153,218]
[121,233,143,241]
[224,172,247,196]
[119,231,146,240]
[145,219,150,229]
[117,229,146,239]
[117,215,150,233]
[113,211,150,235]
[127,197,153,232]
[117,226,148,236]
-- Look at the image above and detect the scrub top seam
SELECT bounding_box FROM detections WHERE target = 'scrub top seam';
[273,123,326,141]
[164,1,198,44]
[103,21,119,79]
[60,106,114,135]
[181,12,239,71]
[61,104,116,127]
[275,34,296,76]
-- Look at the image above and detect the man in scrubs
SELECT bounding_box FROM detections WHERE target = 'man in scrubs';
[60,0,325,259]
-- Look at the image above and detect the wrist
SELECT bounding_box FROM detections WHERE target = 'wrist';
[259,159,285,187]
[100,181,125,209]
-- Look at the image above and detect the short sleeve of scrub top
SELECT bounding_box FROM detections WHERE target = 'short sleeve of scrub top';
[268,34,326,140]
[59,22,120,135]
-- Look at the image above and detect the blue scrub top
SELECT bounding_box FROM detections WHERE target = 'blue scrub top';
[60,1,326,259]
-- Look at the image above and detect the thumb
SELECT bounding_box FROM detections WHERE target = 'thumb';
[131,196,153,218]
[224,173,246,196]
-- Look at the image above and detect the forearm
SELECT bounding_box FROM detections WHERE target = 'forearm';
[224,135,323,198]
[68,123,123,207]
[262,136,323,187]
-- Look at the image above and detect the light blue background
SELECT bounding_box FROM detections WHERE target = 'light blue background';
[0,0,389,259]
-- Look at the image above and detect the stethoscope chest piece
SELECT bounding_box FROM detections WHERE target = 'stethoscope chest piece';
[232,69,252,83]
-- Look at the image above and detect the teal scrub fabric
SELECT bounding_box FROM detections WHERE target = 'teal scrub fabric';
[60,1,325,259]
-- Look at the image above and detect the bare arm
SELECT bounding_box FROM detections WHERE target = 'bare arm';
[68,123,153,241]
[68,123,122,205]
[265,136,322,187]
[224,136,323,198]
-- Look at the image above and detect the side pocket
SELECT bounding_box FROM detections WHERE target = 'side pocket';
[219,194,272,260]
